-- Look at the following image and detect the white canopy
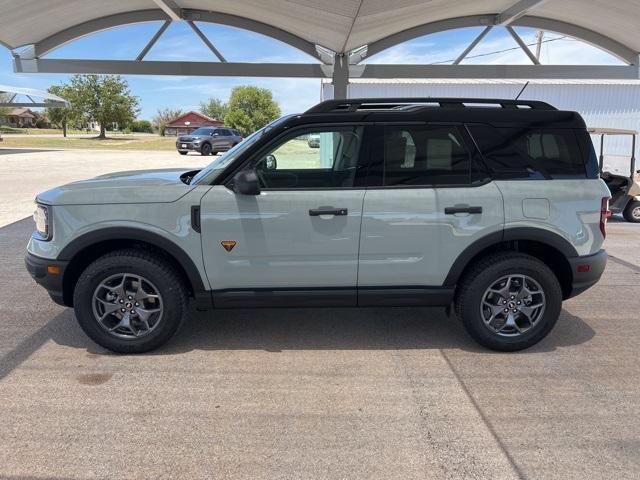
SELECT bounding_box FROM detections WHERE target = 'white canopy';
[0,84,68,107]
[2,1,639,98]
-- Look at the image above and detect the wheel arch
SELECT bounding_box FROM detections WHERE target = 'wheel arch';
[58,228,207,307]
[445,228,577,299]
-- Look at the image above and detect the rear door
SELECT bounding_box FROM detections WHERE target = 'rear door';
[358,123,504,296]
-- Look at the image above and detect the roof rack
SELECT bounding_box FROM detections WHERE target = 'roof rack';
[305,97,556,113]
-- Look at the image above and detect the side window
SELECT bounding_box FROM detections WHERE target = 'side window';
[251,127,364,189]
[381,125,473,186]
[468,125,587,179]
[218,128,231,136]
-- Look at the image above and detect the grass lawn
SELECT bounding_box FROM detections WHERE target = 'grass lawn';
[0,126,87,135]
[0,135,175,151]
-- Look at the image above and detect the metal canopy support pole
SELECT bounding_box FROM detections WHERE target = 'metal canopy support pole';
[136,20,171,61]
[151,0,181,21]
[454,26,493,64]
[187,21,227,62]
[332,54,349,99]
[506,26,541,65]
[495,0,549,25]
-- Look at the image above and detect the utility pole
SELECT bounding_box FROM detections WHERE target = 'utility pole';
[535,30,544,61]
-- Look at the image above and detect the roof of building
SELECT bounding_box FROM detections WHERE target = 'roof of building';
[8,108,36,118]
[0,1,638,60]
[166,111,223,127]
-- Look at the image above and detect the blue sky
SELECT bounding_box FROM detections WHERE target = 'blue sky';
[0,22,621,120]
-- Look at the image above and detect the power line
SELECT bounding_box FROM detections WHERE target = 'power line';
[429,35,568,65]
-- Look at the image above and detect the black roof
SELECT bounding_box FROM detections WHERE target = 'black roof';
[284,97,586,129]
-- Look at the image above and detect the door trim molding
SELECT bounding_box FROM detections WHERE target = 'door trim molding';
[212,286,454,309]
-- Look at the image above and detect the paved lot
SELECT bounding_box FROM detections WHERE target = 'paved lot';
[0,149,639,479]
[0,147,207,227]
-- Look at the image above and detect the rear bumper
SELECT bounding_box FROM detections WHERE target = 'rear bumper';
[25,253,69,306]
[567,249,607,298]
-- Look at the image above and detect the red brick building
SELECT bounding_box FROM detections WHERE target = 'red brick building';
[165,111,223,136]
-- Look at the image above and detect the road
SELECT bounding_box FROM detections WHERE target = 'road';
[0,148,639,479]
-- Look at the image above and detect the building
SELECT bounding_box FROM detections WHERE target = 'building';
[0,107,37,127]
[322,79,640,158]
[165,111,223,136]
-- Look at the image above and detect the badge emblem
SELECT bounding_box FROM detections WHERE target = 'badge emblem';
[221,240,237,252]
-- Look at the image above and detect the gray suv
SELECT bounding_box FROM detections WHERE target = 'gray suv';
[176,127,243,156]
[26,98,609,354]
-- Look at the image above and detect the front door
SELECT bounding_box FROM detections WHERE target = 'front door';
[199,125,368,306]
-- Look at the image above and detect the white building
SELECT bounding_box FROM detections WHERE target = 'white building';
[322,79,640,162]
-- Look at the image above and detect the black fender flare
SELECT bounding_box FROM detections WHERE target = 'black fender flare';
[57,227,206,292]
[443,227,578,286]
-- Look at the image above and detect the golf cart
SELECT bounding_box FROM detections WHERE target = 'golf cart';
[589,128,640,223]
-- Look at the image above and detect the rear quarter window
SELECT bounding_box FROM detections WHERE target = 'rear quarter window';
[468,125,592,179]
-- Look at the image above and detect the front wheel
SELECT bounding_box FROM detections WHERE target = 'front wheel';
[73,249,188,353]
[455,252,562,351]
[623,199,640,222]
[200,143,212,156]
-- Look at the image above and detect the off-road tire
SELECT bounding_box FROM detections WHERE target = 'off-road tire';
[455,252,562,351]
[623,200,640,223]
[73,249,188,353]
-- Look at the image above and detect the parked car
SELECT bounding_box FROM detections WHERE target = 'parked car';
[26,98,610,353]
[307,133,320,148]
[589,128,640,222]
[176,127,242,156]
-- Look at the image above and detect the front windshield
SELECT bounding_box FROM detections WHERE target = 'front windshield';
[191,115,295,185]
[191,128,212,136]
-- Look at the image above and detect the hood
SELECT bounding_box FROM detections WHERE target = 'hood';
[37,168,199,206]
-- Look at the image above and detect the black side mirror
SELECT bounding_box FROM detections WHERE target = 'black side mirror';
[233,170,261,195]
[265,154,277,170]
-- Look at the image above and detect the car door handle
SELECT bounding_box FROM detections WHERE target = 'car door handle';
[444,205,483,215]
[309,208,348,216]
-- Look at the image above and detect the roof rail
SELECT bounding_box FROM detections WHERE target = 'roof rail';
[305,97,556,113]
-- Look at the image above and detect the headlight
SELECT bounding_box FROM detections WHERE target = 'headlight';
[33,203,51,240]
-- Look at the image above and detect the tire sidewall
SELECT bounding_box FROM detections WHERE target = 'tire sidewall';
[200,143,212,155]
[460,259,562,351]
[624,200,640,222]
[73,255,186,353]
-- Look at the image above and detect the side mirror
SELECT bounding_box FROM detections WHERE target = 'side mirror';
[212,132,219,136]
[233,170,261,195]
[265,154,277,170]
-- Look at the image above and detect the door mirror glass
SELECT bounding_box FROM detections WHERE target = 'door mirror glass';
[233,170,261,195]
[212,132,219,136]
[265,154,277,170]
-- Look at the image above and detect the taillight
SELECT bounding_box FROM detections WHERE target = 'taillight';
[600,197,612,238]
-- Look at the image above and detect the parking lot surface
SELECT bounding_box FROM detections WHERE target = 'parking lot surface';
[1,149,639,479]
[0,148,206,227]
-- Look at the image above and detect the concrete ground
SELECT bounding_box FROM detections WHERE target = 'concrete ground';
[1,149,639,479]
[0,148,207,227]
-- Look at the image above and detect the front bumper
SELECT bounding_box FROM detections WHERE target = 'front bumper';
[25,253,69,306]
[176,142,202,152]
[567,249,607,298]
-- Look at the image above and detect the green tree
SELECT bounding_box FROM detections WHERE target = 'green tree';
[152,108,183,136]
[66,75,139,139]
[200,98,227,121]
[0,93,11,121]
[224,86,280,136]
[130,119,154,133]
[45,85,76,137]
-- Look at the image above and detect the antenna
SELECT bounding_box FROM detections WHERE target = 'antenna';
[514,81,530,101]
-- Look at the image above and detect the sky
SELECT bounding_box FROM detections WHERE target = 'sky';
[0,22,623,120]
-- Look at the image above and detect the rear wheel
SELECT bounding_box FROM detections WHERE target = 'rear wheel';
[455,252,562,351]
[73,249,188,353]
[623,200,640,222]
[200,143,212,156]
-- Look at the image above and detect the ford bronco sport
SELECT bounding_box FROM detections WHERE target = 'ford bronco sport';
[26,98,610,353]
